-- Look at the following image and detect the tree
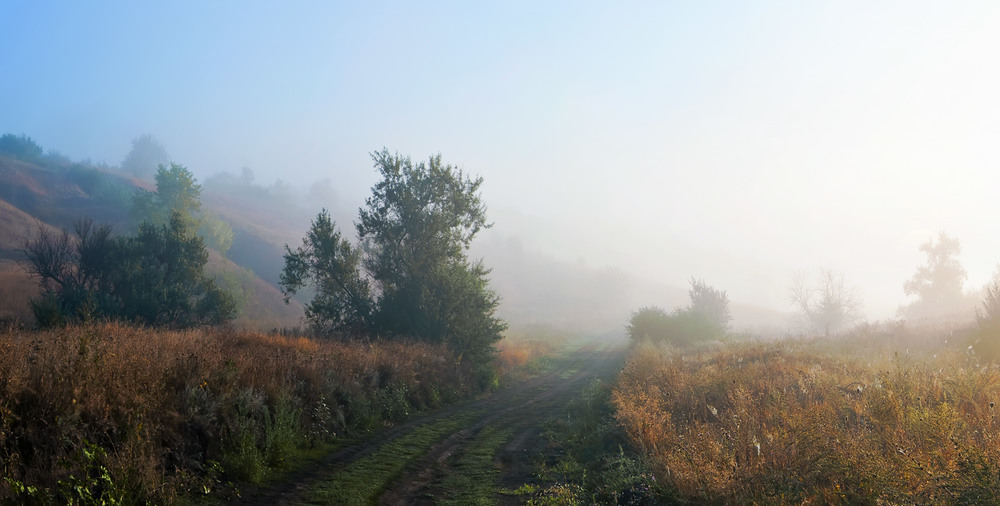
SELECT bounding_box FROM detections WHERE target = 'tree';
[625,279,731,346]
[790,268,862,337]
[281,150,506,364]
[21,214,237,328]
[0,133,43,162]
[900,232,969,320]
[121,134,170,178]
[280,209,372,336]
[687,277,732,336]
[132,163,233,253]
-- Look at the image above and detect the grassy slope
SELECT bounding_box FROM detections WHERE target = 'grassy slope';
[0,155,305,329]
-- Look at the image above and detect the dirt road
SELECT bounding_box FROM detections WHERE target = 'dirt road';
[237,340,627,505]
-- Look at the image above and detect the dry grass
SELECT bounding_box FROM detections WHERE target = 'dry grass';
[613,325,1000,504]
[0,260,36,324]
[0,323,481,503]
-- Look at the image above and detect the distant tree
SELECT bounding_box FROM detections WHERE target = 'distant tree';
[21,214,237,328]
[790,268,862,337]
[132,163,233,253]
[626,306,673,343]
[281,150,506,364]
[900,232,969,320]
[0,133,44,162]
[625,279,731,346]
[121,134,170,178]
[687,277,732,336]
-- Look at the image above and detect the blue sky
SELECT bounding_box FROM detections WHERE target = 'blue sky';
[4,1,1000,319]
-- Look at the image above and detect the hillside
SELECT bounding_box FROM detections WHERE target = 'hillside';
[0,153,304,328]
[0,147,790,335]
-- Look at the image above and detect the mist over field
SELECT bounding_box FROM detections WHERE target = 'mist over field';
[4,1,1000,330]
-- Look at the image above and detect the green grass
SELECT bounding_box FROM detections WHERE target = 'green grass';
[436,424,514,505]
[303,411,482,505]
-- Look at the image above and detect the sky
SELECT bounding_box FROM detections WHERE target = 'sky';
[3,1,1000,320]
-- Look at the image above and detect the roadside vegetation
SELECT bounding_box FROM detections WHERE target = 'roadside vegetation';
[613,322,1000,504]
[0,322,492,504]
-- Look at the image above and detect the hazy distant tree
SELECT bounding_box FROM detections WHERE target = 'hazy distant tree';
[790,268,862,337]
[0,133,44,162]
[626,306,673,343]
[687,277,732,336]
[625,279,731,346]
[900,232,969,320]
[281,150,506,364]
[132,163,233,253]
[21,214,236,327]
[121,134,170,178]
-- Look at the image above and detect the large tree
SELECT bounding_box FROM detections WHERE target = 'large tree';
[900,232,969,320]
[132,163,233,254]
[281,150,506,363]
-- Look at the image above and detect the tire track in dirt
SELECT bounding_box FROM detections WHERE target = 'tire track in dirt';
[380,342,627,505]
[235,341,626,506]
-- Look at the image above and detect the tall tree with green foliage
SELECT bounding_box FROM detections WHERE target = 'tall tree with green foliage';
[132,163,233,254]
[280,209,372,336]
[281,150,506,363]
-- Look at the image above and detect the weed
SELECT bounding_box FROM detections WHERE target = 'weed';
[613,326,1000,503]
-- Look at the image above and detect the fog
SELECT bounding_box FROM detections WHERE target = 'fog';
[4,2,1000,327]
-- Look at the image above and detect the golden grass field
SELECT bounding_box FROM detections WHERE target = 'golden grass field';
[613,324,1000,504]
[0,322,554,503]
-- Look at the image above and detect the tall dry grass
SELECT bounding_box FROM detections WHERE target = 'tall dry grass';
[0,322,480,503]
[0,260,36,325]
[613,325,1000,504]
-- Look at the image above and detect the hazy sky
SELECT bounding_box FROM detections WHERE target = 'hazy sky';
[4,1,1000,319]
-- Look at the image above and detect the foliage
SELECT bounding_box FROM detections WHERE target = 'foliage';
[120,134,170,178]
[21,214,237,328]
[626,279,731,347]
[523,379,663,505]
[687,277,732,336]
[0,323,485,504]
[281,150,506,364]
[901,231,970,320]
[0,133,43,163]
[280,209,372,336]
[132,163,233,253]
[790,268,862,337]
[613,329,1000,504]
